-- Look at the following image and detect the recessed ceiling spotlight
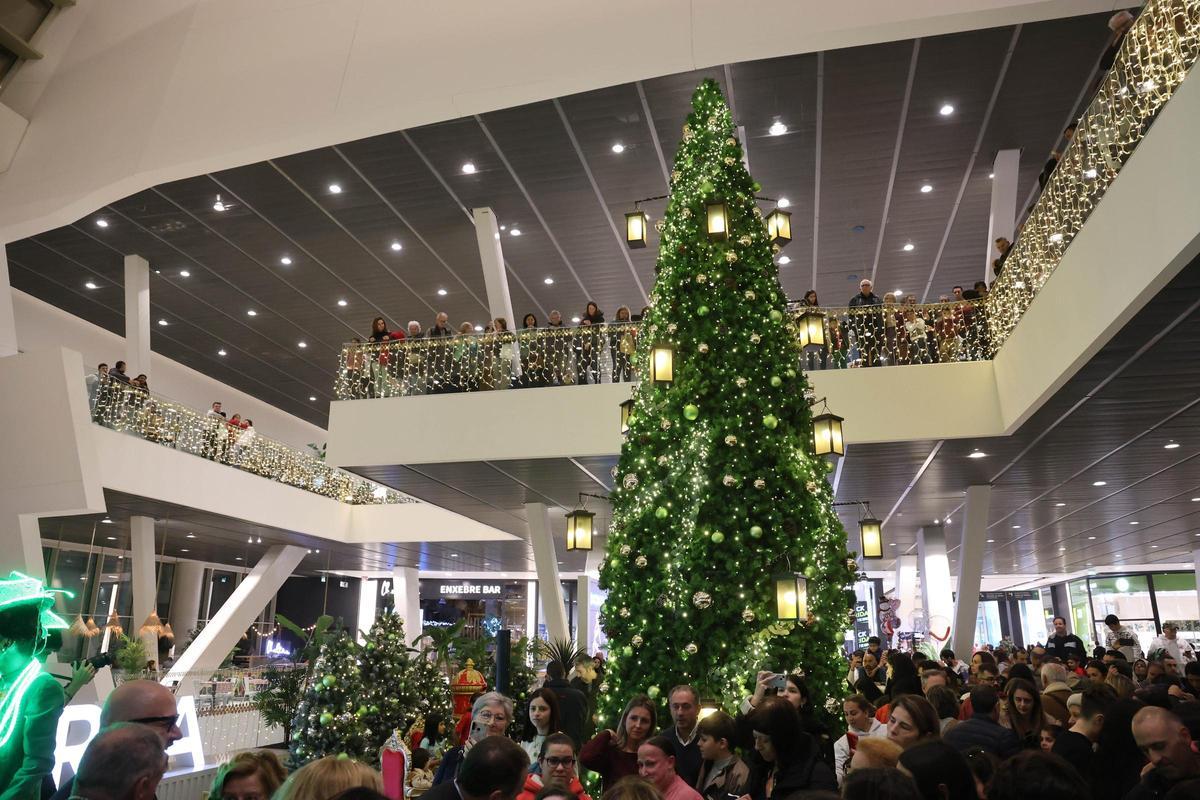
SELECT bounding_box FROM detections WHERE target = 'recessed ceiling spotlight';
[1164,441,1181,449]
[902,243,915,252]
[611,143,625,153]
[510,228,522,236]
[894,289,904,297]
[213,195,227,212]
[85,281,98,290]
[186,533,196,538]
[179,270,190,278]
[1088,535,1096,540]
[308,395,317,401]
[1192,497,1200,502]
[988,173,995,179]
[939,104,955,116]
[461,162,477,174]
[778,198,791,208]
[235,557,243,561]
[1152,544,1159,548]
[986,539,995,543]
[217,348,227,356]
[450,553,459,558]
[920,184,933,193]
[101,518,112,524]
[106,536,116,541]
[967,449,987,459]
[437,288,448,296]
[1092,480,1107,486]
[95,219,109,228]
[769,120,788,136]
[246,309,258,317]
[778,255,791,265]
[1055,502,1066,507]
[337,299,348,307]
[500,225,506,231]
[474,325,483,332]
[1130,521,1140,525]
[328,183,343,194]
[157,319,169,326]
[1012,524,1021,529]
[390,241,403,252]
[280,256,293,266]
[180,549,189,553]
[297,341,307,349]
[571,316,581,323]
[543,277,554,285]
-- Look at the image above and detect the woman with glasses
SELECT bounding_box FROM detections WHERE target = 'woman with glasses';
[434,692,514,785]
[207,750,287,800]
[517,733,592,800]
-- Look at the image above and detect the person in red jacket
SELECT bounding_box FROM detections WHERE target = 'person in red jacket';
[517,733,592,800]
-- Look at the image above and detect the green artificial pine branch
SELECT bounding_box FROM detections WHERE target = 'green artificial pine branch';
[597,79,857,731]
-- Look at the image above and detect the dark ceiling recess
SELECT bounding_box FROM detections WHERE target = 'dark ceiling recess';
[8,13,1111,426]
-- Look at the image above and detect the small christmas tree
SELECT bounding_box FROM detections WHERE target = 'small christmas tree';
[290,631,370,764]
[359,613,453,752]
[598,79,857,725]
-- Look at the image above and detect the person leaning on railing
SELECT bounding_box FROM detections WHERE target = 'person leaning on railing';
[576,303,604,384]
[610,307,635,383]
[546,310,571,386]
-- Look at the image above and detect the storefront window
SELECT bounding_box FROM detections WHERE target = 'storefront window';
[975,601,1004,647]
[1068,579,1093,646]
[1019,596,1049,646]
[420,579,532,642]
[1089,575,1155,655]
[1150,572,1199,652]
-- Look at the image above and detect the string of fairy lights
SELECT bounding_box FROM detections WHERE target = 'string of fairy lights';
[985,0,1200,349]
[91,380,409,505]
[333,299,991,399]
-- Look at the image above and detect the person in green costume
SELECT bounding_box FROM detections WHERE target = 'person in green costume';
[0,571,71,800]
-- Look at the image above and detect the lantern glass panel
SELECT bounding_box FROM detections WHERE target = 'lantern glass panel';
[650,344,674,383]
[860,518,883,559]
[620,400,635,434]
[767,209,792,244]
[706,203,729,240]
[625,212,648,249]
[565,510,594,551]
[813,413,845,456]
[803,311,825,348]
[775,575,799,620]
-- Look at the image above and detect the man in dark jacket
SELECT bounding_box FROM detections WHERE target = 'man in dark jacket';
[1045,616,1088,664]
[847,279,883,366]
[544,661,588,748]
[660,685,703,787]
[943,686,1020,759]
[1125,705,1200,799]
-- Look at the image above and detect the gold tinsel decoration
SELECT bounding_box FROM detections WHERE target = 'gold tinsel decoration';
[104,611,123,637]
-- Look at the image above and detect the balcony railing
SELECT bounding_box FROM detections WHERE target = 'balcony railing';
[333,301,990,398]
[985,0,1200,348]
[90,377,410,504]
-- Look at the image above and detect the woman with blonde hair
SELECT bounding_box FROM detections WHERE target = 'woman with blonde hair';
[274,756,383,800]
[207,750,287,800]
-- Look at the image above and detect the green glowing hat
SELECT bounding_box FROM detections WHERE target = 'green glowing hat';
[0,571,73,631]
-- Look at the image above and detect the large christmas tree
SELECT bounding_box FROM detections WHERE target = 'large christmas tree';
[360,613,453,750]
[598,79,857,724]
[290,632,371,764]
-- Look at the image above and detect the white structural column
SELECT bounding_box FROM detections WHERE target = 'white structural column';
[953,485,992,656]
[985,149,1020,283]
[472,208,515,330]
[357,578,378,641]
[526,502,569,642]
[391,566,421,645]
[893,555,918,647]
[168,561,205,648]
[917,524,955,644]
[576,575,592,653]
[0,245,17,357]
[129,515,158,661]
[165,545,306,696]
[124,254,151,378]
[1193,550,1200,624]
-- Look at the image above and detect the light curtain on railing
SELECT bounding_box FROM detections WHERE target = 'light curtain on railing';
[333,301,991,399]
[91,379,408,504]
[985,0,1200,347]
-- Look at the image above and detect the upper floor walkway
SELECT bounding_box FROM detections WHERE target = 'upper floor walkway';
[327,3,1200,467]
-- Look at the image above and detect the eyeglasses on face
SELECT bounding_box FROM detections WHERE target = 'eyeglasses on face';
[543,756,576,767]
[130,714,180,730]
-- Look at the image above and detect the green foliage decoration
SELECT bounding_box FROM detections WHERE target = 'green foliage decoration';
[597,79,858,728]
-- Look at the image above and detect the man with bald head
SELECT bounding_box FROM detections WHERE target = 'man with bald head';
[1127,705,1200,799]
[71,723,167,800]
[50,680,181,800]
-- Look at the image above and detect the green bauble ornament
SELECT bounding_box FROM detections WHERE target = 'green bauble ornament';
[763,414,779,429]
[711,531,726,544]
[622,645,633,657]
[356,705,368,717]
[769,309,783,323]
[697,305,710,317]
[700,180,714,195]
[786,368,796,379]
[804,565,817,579]
[319,712,334,726]
[655,506,669,519]
[337,753,350,760]
[322,674,336,687]
[291,730,303,741]
[770,376,783,388]
[749,525,763,538]
[648,685,661,699]
[683,404,700,420]
[610,558,620,568]
[369,705,380,714]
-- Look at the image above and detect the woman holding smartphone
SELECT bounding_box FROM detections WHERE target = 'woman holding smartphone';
[433,692,514,785]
